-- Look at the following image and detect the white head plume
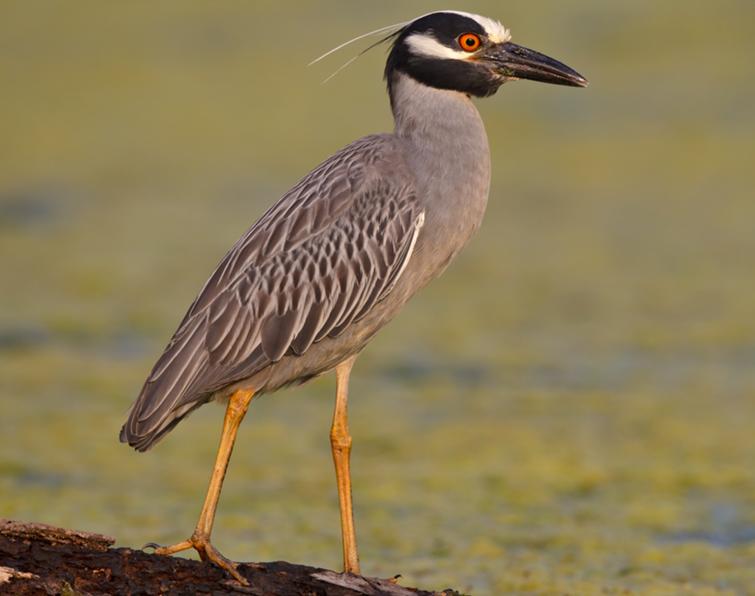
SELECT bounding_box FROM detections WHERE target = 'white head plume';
[308,11,512,83]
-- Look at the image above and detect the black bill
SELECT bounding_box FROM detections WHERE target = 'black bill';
[487,42,588,88]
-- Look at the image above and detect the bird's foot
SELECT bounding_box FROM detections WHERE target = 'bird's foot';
[145,534,248,585]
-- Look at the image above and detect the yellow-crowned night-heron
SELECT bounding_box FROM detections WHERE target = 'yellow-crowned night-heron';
[121,10,587,584]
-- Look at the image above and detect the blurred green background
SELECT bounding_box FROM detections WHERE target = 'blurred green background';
[2,1,754,593]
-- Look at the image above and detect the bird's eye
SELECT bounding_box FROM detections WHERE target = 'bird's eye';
[458,33,482,52]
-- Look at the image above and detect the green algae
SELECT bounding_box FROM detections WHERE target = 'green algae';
[1,1,754,593]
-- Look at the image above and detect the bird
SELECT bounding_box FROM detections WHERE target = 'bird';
[120,10,587,585]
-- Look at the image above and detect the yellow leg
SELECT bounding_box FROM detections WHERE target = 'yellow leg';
[149,389,254,585]
[331,356,360,574]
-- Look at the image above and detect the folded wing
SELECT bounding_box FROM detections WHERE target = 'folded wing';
[121,136,423,450]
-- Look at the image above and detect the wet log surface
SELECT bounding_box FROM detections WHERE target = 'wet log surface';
[0,519,463,595]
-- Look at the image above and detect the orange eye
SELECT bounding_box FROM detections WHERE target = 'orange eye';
[458,33,482,52]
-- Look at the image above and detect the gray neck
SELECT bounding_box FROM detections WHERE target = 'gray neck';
[391,72,489,158]
[389,72,491,261]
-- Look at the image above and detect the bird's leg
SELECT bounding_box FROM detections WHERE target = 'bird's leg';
[150,388,254,585]
[331,355,361,575]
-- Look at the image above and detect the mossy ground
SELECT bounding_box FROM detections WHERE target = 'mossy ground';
[1,2,754,594]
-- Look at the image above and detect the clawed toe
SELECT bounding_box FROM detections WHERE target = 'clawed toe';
[151,539,194,556]
[145,535,247,585]
[197,541,248,585]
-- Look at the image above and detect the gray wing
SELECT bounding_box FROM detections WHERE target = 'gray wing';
[121,135,424,450]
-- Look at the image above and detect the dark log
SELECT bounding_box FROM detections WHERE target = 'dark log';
[0,519,463,595]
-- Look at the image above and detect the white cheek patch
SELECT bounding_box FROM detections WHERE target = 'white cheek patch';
[405,32,472,61]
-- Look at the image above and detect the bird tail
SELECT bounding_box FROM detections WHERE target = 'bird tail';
[120,395,209,451]
[120,317,212,451]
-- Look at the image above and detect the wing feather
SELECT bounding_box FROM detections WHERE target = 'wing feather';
[121,135,423,450]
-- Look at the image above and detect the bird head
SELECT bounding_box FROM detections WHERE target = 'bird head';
[385,11,588,97]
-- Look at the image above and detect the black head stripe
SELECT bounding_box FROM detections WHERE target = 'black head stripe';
[385,13,487,83]
[405,57,500,97]
[404,12,487,46]
[385,12,503,100]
